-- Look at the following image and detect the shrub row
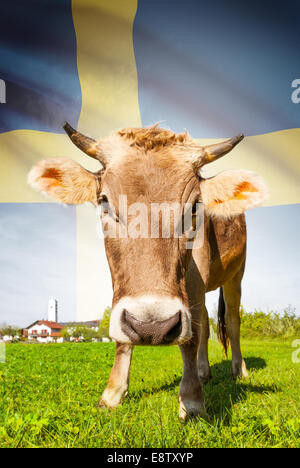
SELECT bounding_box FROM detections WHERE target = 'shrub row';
[210,305,300,338]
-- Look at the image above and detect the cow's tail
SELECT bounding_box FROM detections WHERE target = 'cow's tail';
[217,287,229,358]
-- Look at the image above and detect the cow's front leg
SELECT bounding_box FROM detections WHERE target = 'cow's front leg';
[179,339,206,420]
[98,343,133,409]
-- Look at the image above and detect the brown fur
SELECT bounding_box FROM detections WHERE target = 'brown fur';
[118,123,191,151]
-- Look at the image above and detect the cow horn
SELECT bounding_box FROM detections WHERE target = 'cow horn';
[192,133,244,169]
[63,122,107,167]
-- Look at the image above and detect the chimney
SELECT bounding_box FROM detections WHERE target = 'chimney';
[48,298,58,322]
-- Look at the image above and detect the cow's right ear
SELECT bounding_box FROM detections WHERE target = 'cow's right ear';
[28,158,101,205]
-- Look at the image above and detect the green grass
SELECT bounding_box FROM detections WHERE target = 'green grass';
[0,339,299,448]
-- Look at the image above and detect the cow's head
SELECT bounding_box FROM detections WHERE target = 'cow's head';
[28,123,268,345]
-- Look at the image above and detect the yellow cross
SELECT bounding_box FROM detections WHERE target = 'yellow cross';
[0,0,299,320]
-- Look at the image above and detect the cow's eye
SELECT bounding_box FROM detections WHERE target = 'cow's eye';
[99,194,108,205]
[192,201,198,215]
[99,194,110,215]
[99,194,119,221]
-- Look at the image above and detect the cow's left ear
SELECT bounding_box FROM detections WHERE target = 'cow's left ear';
[200,170,268,218]
[28,158,101,205]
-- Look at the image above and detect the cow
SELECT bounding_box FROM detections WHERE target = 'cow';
[28,123,268,419]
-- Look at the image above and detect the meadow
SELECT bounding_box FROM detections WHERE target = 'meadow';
[0,339,299,448]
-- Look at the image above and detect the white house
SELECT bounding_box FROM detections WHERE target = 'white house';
[23,321,63,343]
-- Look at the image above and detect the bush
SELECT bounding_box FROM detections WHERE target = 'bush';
[240,305,300,338]
[209,305,300,339]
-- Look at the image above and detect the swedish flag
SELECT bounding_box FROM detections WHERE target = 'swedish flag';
[0,0,299,323]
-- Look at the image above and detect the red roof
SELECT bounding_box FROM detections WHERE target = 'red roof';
[25,320,63,330]
[38,321,63,329]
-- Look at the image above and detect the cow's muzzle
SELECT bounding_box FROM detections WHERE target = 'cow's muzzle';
[121,310,181,345]
[109,296,192,345]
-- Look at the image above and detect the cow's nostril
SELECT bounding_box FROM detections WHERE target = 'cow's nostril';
[121,309,141,344]
[163,311,182,343]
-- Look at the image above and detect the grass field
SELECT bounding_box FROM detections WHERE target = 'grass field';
[0,339,299,448]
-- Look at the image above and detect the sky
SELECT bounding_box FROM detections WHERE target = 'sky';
[0,1,299,328]
[0,202,299,328]
[0,203,76,327]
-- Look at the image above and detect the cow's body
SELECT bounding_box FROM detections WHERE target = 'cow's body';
[28,123,267,419]
[199,215,246,294]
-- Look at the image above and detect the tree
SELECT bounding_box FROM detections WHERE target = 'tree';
[0,325,21,339]
[61,328,71,341]
[71,326,98,342]
[81,327,98,342]
[72,326,85,340]
[98,307,112,339]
